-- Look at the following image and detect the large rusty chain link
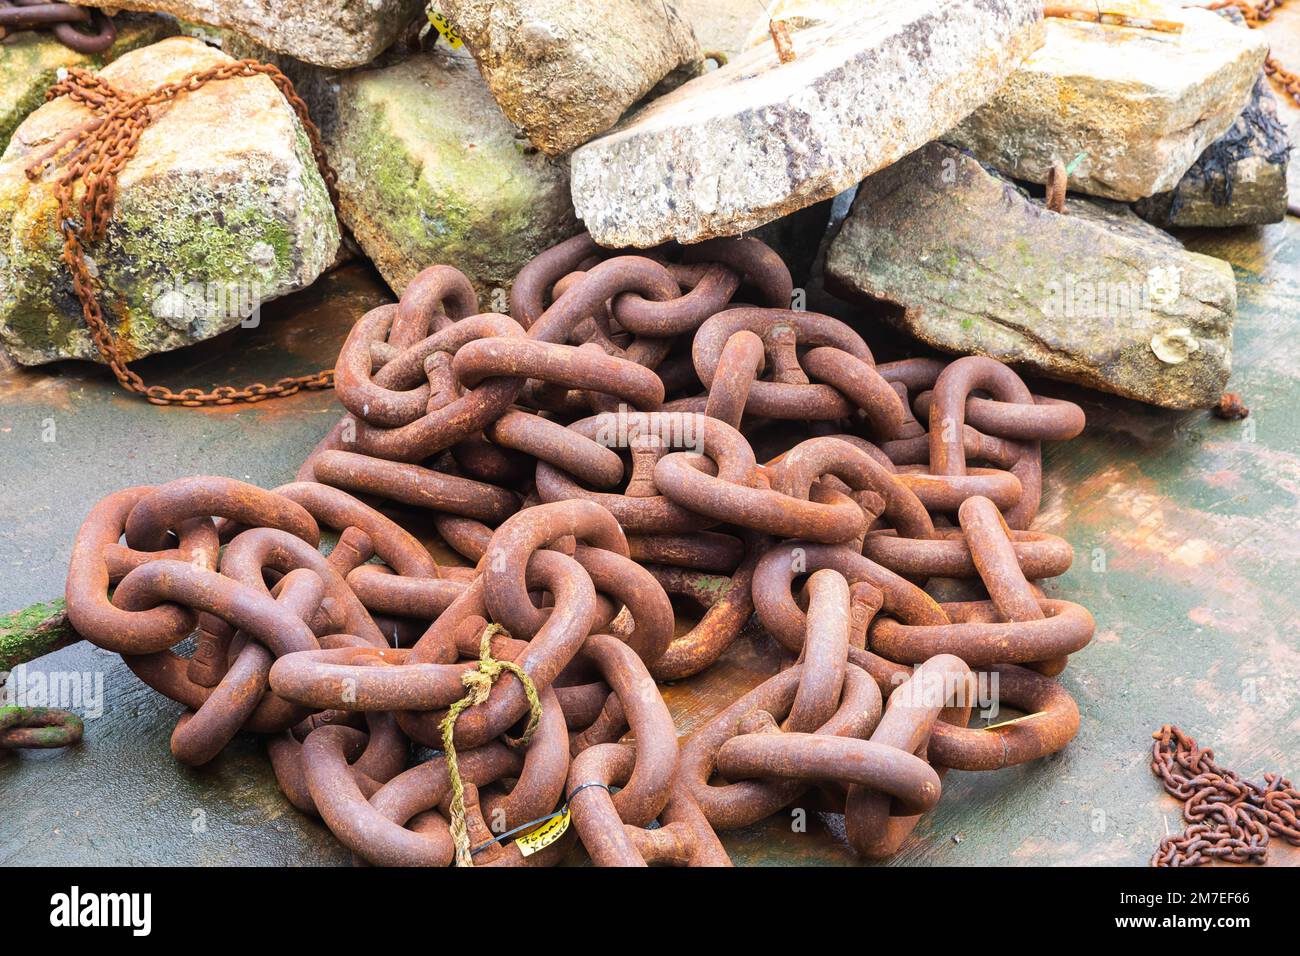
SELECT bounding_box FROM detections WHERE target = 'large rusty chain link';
[61,230,1104,866]
[0,1,116,53]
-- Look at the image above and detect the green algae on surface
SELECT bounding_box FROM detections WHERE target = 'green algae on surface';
[327,50,580,297]
[0,705,84,748]
[0,599,76,673]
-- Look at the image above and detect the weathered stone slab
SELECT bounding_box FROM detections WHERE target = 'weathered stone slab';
[326,48,581,300]
[0,15,178,150]
[1135,73,1291,227]
[0,37,340,366]
[570,0,1045,248]
[436,0,703,156]
[824,143,1237,410]
[947,5,1269,201]
[72,0,425,69]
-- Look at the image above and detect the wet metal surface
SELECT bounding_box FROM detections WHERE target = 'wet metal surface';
[2,217,1298,864]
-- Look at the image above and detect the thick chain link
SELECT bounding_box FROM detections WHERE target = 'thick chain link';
[27,60,341,407]
[0,0,117,55]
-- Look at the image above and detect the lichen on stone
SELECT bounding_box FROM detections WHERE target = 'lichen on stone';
[0,37,340,365]
[326,50,579,299]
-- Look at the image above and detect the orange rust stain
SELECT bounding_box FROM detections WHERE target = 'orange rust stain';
[0,367,79,411]
[1202,469,1241,489]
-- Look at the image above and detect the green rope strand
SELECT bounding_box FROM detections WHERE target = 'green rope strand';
[439,623,543,867]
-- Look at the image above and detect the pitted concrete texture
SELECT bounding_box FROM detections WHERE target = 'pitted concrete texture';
[570,0,1045,246]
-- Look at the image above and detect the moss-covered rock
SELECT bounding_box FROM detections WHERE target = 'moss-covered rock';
[0,36,339,366]
[326,48,580,301]
[0,14,179,151]
[825,142,1237,410]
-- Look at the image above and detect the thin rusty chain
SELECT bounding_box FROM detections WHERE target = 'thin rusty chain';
[26,60,341,407]
[1150,724,1300,866]
[1209,0,1285,25]
[1208,0,1300,108]
[1265,54,1300,109]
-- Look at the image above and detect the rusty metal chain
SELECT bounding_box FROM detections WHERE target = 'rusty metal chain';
[1150,724,1300,866]
[58,233,1102,865]
[27,59,341,407]
[1265,53,1300,108]
[0,705,84,749]
[0,0,116,53]
[1208,0,1300,108]
[1209,0,1285,26]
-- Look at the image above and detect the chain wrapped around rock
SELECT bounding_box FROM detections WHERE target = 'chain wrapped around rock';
[27,57,340,406]
[62,232,1098,866]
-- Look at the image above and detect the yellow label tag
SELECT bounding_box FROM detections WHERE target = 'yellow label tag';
[426,10,464,48]
[515,808,570,857]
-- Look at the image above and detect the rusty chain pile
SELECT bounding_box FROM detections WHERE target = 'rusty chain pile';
[1150,725,1300,866]
[63,232,1095,866]
[0,0,115,53]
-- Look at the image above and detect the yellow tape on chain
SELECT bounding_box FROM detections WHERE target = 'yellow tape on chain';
[515,808,571,857]
[426,9,464,48]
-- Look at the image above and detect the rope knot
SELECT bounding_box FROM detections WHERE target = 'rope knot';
[459,665,498,704]
[440,622,544,867]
